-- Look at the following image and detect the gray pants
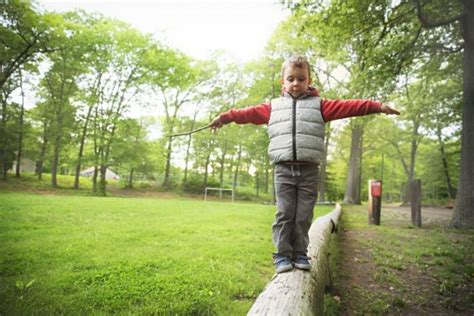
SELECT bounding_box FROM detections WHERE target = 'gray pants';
[272,163,319,258]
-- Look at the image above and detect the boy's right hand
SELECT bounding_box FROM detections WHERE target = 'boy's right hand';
[209,116,225,131]
[380,104,400,115]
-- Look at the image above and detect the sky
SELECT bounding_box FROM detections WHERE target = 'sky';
[38,0,290,62]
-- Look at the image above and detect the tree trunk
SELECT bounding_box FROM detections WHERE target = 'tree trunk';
[128,168,134,188]
[255,171,259,197]
[452,0,474,227]
[183,109,199,187]
[401,118,421,205]
[0,97,7,180]
[51,136,61,188]
[37,120,49,180]
[97,164,107,196]
[319,125,331,202]
[203,152,211,189]
[15,70,25,178]
[264,158,269,194]
[163,137,173,189]
[343,122,363,204]
[248,205,341,315]
[74,105,94,189]
[219,140,227,187]
[183,134,192,187]
[92,165,98,193]
[233,144,242,192]
[436,128,456,199]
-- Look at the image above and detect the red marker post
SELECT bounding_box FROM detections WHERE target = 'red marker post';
[368,180,382,225]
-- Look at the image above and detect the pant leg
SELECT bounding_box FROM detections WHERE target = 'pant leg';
[292,164,319,257]
[272,164,297,257]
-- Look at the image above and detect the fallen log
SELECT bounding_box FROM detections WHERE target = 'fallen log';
[248,204,342,316]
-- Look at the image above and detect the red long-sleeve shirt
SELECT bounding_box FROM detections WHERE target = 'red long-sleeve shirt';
[219,91,382,124]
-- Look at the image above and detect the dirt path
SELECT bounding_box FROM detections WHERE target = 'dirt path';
[383,205,454,222]
[330,205,473,315]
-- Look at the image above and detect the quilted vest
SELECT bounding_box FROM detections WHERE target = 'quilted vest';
[267,94,325,164]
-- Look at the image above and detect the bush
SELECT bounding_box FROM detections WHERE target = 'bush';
[182,174,221,194]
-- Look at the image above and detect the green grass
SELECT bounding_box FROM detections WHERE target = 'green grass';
[0,173,106,194]
[327,205,474,314]
[0,191,333,315]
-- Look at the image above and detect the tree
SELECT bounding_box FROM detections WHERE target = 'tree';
[112,118,151,188]
[144,50,193,189]
[284,0,473,226]
[37,13,86,187]
[0,0,53,91]
[85,20,151,195]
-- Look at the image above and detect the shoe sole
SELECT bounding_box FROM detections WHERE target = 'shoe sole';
[294,263,311,270]
[276,264,293,273]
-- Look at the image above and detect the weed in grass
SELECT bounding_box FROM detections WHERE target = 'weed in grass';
[323,293,341,315]
[391,296,405,308]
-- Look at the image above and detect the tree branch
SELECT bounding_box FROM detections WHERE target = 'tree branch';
[413,0,462,28]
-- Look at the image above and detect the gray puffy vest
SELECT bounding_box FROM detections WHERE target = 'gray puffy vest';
[267,94,325,164]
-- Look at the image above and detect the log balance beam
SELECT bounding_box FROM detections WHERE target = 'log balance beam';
[248,204,342,316]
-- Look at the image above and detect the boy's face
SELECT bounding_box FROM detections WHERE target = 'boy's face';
[281,65,311,98]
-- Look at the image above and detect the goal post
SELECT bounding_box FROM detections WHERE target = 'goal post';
[204,187,234,202]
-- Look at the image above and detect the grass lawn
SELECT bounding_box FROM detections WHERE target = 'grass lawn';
[0,191,333,314]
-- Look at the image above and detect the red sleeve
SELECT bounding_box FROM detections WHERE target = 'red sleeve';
[321,99,382,122]
[219,103,271,125]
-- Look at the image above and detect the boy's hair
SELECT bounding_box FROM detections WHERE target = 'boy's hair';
[281,56,311,81]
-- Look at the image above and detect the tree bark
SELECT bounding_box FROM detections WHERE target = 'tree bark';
[203,151,211,189]
[15,70,25,177]
[1,93,8,180]
[74,104,94,189]
[37,119,49,180]
[219,140,228,187]
[51,135,61,188]
[233,143,242,192]
[92,165,98,193]
[183,113,198,188]
[163,137,173,189]
[452,0,474,227]
[343,122,364,204]
[128,168,134,188]
[255,171,259,197]
[401,118,421,205]
[97,164,107,196]
[264,158,269,194]
[436,127,456,199]
[319,124,331,202]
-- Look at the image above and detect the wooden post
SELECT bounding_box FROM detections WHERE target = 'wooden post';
[368,180,382,225]
[247,204,341,316]
[410,179,422,227]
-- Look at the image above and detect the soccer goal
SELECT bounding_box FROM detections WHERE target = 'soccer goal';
[204,187,235,202]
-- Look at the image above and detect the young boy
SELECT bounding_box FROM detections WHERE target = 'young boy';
[210,56,399,273]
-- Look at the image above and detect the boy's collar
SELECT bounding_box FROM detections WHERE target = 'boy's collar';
[281,86,320,98]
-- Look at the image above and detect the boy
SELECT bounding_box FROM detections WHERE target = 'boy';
[210,56,399,273]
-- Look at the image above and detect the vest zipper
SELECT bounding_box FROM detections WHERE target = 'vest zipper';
[292,97,297,161]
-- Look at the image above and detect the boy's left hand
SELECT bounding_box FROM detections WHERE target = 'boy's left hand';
[381,104,400,115]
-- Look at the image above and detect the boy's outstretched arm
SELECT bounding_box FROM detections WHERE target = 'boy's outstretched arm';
[209,103,271,131]
[322,99,400,122]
